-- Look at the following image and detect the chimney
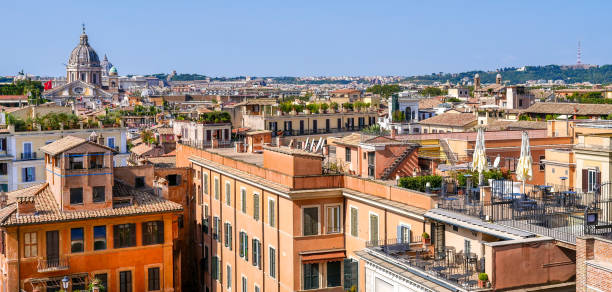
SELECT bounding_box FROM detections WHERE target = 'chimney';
[17,196,36,215]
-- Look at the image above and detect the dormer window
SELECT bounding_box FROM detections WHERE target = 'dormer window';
[89,153,104,169]
[69,155,84,170]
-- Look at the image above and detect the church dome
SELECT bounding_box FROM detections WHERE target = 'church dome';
[109,66,118,76]
[68,29,100,67]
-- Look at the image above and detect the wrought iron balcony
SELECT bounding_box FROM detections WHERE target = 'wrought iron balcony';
[37,256,69,272]
[20,152,37,160]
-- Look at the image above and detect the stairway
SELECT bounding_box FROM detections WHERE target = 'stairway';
[439,138,457,166]
[381,147,417,180]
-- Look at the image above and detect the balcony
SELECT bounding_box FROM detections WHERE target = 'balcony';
[20,152,37,160]
[37,256,69,272]
[366,238,483,290]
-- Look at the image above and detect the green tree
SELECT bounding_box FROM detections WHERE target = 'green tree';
[421,87,444,96]
[366,84,401,97]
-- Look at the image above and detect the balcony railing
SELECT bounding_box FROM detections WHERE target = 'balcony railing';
[37,256,69,272]
[20,152,37,160]
[366,238,482,290]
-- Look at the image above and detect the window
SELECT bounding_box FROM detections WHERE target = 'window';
[227,265,232,290]
[345,147,351,162]
[94,273,107,291]
[89,153,104,169]
[94,225,106,250]
[108,137,116,149]
[350,207,358,237]
[253,193,260,220]
[71,228,84,253]
[343,258,359,290]
[69,155,84,169]
[588,169,598,193]
[255,285,260,292]
[268,198,275,227]
[24,232,37,257]
[148,267,160,291]
[22,167,35,182]
[142,221,164,245]
[398,224,411,243]
[241,188,247,213]
[252,239,262,269]
[239,231,249,260]
[70,188,83,204]
[93,186,105,203]
[303,263,319,290]
[114,224,136,248]
[119,270,132,292]
[313,120,318,133]
[0,163,7,175]
[167,174,181,186]
[213,216,220,241]
[302,207,319,236]
[135,176,145,188]
[23,142,33,158]
[464,239,471,255]
[369,213,379,243]
[214,177,220,200]
[539,155,545,171]
[225,181,231,206]
[327,261,341,287]
[242,276,248,292]
[326,205,341,234]
[224,222,233,250]
[203,173,209,194]
[269,246,276,278]
[212,256,220,280]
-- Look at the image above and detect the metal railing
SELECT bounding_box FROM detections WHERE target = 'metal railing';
[438,180,612,244]
[366,237,480,290]
[20,152,37,160]
[37,256,69,272]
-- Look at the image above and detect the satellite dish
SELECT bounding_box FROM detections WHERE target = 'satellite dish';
[493,155,500,168]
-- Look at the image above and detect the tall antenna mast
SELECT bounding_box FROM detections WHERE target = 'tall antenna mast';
[577,41,582,65]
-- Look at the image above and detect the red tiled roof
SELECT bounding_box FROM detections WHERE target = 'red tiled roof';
[0,95,26,100]
[419,112,476,127]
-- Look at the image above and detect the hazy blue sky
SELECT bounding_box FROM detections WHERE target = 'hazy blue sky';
[1,0,609,77]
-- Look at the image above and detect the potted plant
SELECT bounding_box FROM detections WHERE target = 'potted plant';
[422,232,430,245]
[478,273,489,288]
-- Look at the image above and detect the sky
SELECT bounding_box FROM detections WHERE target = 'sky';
[1,0,610,77]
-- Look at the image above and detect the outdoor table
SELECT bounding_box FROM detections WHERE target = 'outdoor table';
[448,274,463,283]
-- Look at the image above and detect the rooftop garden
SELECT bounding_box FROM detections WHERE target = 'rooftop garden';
[176,111,231,124]
[278,101,371,114]
[7,113,102,131]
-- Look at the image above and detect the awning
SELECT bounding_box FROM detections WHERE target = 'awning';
[301,250,346,264]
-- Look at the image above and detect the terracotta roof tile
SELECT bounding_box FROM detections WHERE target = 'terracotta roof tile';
[419,112,476,127]
[0,181,182,227]
[524,102,612,115]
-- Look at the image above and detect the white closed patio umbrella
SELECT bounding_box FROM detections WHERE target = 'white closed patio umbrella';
[472,128,487,186]
[516,131,533,195]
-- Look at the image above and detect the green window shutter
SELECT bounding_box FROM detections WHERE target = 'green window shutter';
[350,208,358,237]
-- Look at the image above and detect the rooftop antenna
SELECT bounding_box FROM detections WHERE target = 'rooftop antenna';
[577,41,582,65]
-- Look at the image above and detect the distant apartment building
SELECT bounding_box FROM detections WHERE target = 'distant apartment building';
[0,136,183,292]
[447,87,469,99]
[240,101,378,137]
[380,95,421,134]
[329,89,362,103]
[0,125,128,192]
[332,133,420,180]
[173,120,232,148]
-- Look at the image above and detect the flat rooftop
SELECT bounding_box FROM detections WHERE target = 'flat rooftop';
[207,147,264,167]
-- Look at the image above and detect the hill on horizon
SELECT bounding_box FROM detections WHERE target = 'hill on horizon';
[403,64,612,85]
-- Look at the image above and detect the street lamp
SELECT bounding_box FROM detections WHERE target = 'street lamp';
[61,276,70,290]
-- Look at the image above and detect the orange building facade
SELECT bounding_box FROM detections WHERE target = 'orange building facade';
[176,140,436,292]
[0,136,183,292]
